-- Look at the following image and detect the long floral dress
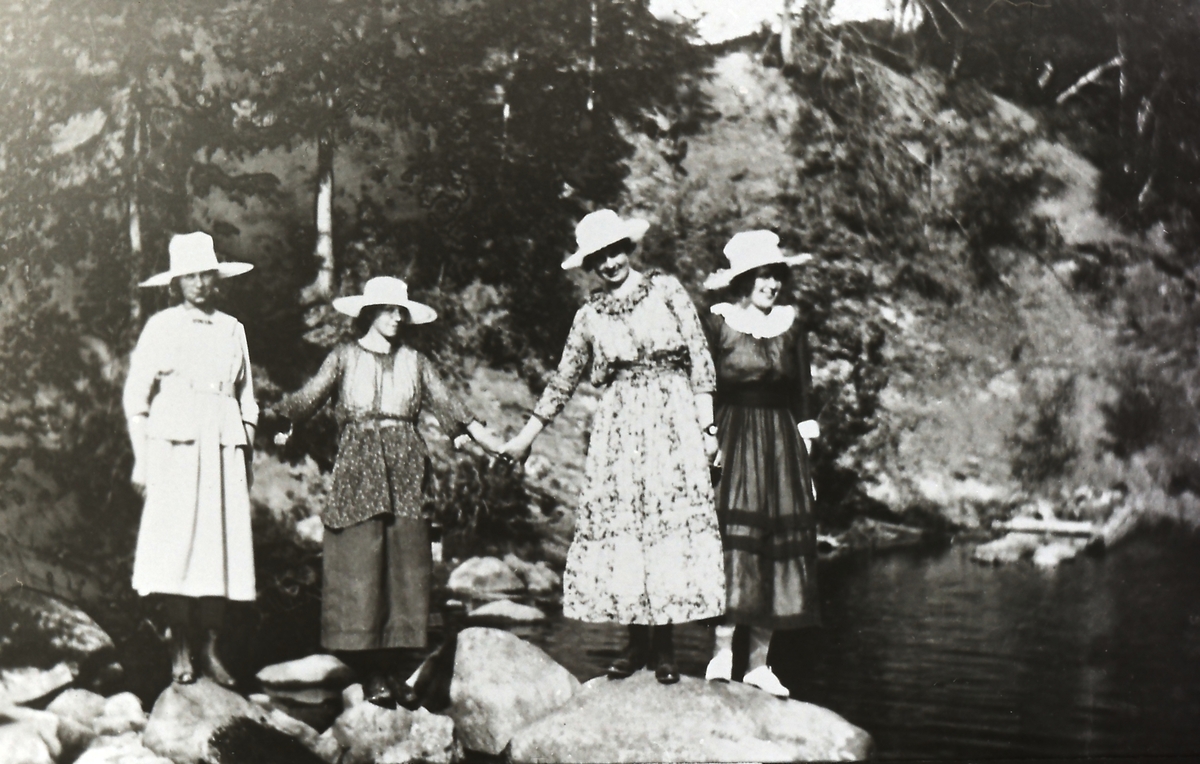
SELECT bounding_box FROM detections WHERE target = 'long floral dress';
[534,271,725,625]
[123,305,259,601]
[276,341,475,650]
[706,303,820,629]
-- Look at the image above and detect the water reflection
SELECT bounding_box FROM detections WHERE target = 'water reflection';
[518,532,1200,759]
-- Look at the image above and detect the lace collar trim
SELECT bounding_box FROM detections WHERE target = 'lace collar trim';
[588,269,660,316]
[711,303,796,339]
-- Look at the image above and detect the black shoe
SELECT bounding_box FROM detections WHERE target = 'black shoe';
[364,674,396,709]
[651,624,679,685]
[655,662,680,685]
[606,624,650,679]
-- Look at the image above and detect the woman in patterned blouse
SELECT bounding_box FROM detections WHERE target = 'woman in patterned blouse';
[273,277,501,708]
[502,210,725,685]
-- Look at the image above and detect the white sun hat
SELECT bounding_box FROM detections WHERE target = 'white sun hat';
[702,230,813,291]
[138,232,254,287]
[560,209,651,270]
[331,276,438,324]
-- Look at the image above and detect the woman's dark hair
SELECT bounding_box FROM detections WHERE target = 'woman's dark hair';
[354,304,411,338]
[581,237,638,272]
[726,263,792,301]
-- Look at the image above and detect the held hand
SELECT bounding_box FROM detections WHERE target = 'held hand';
[702,431,720,460]
[797,419,819,455]
[500,436,533,464]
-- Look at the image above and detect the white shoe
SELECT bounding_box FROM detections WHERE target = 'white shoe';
[705,649,733,681]
[743,665,790,698]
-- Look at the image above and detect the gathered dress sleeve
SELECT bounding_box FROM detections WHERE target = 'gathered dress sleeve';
[792,319,814,422]
[418,352,475,437]
[532,308,592,424]
[276,345,344,422]
[658,275,716,394]
[234,323,259,427]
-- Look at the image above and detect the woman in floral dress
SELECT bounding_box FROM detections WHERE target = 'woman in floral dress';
[701,230,821,697]
[502,209,725,684]
[273,277,500,708]
[124,232,257,687]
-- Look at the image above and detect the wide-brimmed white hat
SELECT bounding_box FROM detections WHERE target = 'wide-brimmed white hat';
[138,232,253,287]
[561,209,651,270]
[331,276,437,324]
[702,230,812,291]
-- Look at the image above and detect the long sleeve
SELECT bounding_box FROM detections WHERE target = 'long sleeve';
[533,308,592,424]
[123,316,164,421]
[418,352,475,437]
[658,275,716,394]
[277,346,343,422]
[234,323,259,427]
[793,323,813,422]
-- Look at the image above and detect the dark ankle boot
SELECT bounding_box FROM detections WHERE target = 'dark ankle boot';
[652,624,679,685]
[606,624,650,679]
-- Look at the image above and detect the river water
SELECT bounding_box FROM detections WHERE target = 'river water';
[506,530,1200,760]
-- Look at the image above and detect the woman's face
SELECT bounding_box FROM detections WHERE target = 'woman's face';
[589,250,631,288]
[748,272,783,311]
[178,271,218,308]
[370,306,405,339]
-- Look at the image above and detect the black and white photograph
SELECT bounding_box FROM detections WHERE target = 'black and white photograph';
[1,0,1198,761]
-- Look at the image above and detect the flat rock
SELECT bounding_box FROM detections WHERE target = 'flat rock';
[972,532,1042,564]
[331,701,459,764]
[1032,540,1082,568]
[0,663,77,705]
[468,600,547,623]
[142,678,270,764]
[75,732,174,764]
[508,671,873,763]
[446,557,523,595]
[447,627,579,755]
[256,654,354,688]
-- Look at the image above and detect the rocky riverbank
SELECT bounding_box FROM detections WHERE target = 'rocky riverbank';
[0,586,871,764]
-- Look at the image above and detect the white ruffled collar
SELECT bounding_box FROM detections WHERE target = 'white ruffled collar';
[711,303,796,339]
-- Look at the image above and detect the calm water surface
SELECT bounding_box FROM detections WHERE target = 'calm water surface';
[509,531,1200,760]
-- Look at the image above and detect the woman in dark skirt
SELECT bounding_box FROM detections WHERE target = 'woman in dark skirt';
[273,277,500,707]
[701,230,821,697]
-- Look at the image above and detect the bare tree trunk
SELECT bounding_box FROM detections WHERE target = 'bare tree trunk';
[780,0,796,66]
[302,131,335,304]
[127,103,143,325]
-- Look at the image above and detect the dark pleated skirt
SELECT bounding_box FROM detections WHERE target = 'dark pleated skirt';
[321,514,431,651]
[714,403,821,630]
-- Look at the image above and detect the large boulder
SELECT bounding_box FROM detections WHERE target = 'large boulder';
[446,557,523,596]
[94,692,148,736]
[502,555,561,594]
[46,688,106,729]
[446,628,579,755]
[0,588,120,692]
[142,678,270,763]
[256,654,355,688]
[0,663,77,706]
[0,706,63,764]
[75,732,174,764]
[508,672,873,763]
[331,701,459,764]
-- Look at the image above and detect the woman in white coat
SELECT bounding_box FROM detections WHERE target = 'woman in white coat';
[123,232,257,686]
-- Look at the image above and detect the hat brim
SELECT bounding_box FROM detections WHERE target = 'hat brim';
[331,296,438,324]
[561,218,651,270]
[138,262,253,288]
[702,253,813,291]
